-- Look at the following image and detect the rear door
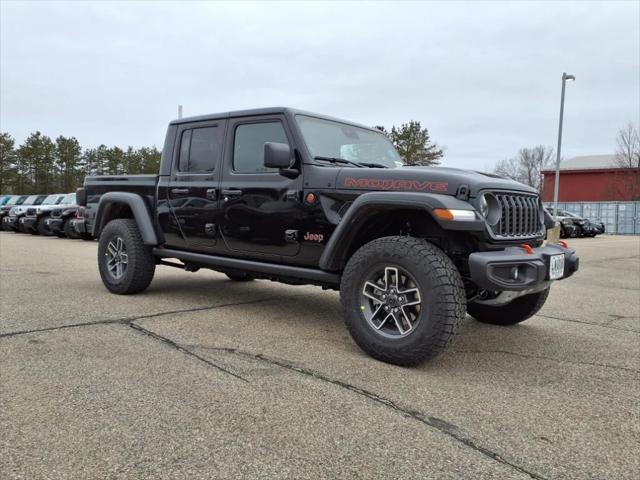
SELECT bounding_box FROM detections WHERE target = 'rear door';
[218,116,303,259]
[165,119,227,251]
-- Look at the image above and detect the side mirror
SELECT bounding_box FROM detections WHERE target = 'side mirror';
[76,187,87,206]
[264,142,291,169]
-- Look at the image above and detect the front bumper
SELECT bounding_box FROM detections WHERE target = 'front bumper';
[20,216,38,231]
[45,217,64,232]
[469,243,579,291]
[3,216,17,230]
[71,218,88,235]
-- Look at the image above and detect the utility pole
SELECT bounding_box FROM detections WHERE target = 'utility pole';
[178,105,183,119]
[552,72,575,217]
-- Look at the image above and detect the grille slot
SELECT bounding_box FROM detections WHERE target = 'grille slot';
[492,193,542,239]
[51,209,62,218]
[26,208,36,216]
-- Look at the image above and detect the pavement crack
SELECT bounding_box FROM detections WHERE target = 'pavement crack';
[536,313,640,333]
[189,345,548,480]
[128,323,249,383]
[456,349,639,373]
[0,296,280,339]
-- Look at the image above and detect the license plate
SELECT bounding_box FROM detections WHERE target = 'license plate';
[549,254,565,280]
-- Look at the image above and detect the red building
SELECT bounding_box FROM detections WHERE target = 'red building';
[542,155,640,202]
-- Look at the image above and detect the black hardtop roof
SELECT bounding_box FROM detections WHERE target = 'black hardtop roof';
[169,107,379,132]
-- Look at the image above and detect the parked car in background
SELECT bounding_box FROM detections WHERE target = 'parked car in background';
[547,207,599,238]
[22,193,76,235]
[0,195,28,228]
[71,204,95,240]
[0,195,13,206]
[19,194,67,235]
[45,196,82,238]
[3,195,47,232]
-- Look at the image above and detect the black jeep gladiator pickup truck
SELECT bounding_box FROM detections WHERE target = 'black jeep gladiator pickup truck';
[78,107,579,365]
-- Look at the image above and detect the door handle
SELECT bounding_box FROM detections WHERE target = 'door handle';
[206,188,217,200]
[171,188,189,195]
[222,189,243,202]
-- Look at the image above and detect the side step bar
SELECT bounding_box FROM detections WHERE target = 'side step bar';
[153,248,340,286]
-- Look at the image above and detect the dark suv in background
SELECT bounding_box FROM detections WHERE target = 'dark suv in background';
[547,207,602,237]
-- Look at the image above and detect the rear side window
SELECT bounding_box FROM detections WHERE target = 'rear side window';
[178,126,222,172]
[233,122,288,172]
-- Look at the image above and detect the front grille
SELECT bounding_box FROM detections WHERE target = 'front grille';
[491,192,543,239]
[26,207,36,216]
[51,209,62,218]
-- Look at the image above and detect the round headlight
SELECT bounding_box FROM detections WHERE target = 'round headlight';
[478,193,501,226]
[479,195,489,218]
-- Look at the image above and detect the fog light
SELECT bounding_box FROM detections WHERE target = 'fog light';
[511,266,519,280]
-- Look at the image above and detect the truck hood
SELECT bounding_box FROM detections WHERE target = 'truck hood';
[336,166,537,197]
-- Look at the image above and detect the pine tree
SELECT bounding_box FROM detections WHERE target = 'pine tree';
[389,121,443,166]
[17,132,56,194]
[0,133,18,193]
[55,136,83,192]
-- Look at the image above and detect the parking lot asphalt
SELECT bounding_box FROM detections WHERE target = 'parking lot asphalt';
[1,233,638,479]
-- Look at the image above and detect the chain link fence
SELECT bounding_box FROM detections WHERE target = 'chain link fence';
[545,201,640,235]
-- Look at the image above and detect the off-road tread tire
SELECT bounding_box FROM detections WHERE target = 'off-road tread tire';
[340,236,466,366]
[98,219,155,295]
[226,272,255,282]
[63,219,80,239]
[467,288,550,326]
[37,218,52,236]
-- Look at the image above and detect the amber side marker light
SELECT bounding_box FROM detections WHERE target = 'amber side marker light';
[432,209,476,221]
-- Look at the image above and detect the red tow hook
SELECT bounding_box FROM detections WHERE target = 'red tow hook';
[520,244,534,255]
[558,240,569,249]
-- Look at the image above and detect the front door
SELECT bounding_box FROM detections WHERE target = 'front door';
[165,120,226,252]
[218,116,303,259]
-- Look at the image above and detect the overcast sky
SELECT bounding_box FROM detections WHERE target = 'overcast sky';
[1,0,638,170]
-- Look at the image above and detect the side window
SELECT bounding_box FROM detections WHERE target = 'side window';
[233,122,288,173]
[178,126,222,173]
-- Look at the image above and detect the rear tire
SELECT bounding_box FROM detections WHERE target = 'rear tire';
[98,219,156,294]
[340,236,466,366]
[467,288,550,326]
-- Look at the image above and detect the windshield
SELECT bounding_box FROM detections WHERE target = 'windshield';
[60,193,76,205]
[296,115,402,168]
[22,196,39,205]
[42,195,61,205]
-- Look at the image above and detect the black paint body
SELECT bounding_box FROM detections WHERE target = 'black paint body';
[80,107,555,287]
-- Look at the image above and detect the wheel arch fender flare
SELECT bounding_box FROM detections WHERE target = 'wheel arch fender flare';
[319,191,484,271]
[93,192,159,245]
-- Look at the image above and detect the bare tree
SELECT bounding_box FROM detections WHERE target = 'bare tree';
[615,122,640,168]
[494,145,554,192]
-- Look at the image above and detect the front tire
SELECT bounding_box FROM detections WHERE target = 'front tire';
[98,219,156,294]
[340,236,466,366]
[37,218,52,236]
[467,288,550,326]
[63,219,80,239]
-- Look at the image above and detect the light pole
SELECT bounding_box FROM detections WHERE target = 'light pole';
[552,72,575,217]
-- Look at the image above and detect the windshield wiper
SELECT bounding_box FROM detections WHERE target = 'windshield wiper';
[313,156,364,168]
[313,156,388,168]
[356,162,388,168]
